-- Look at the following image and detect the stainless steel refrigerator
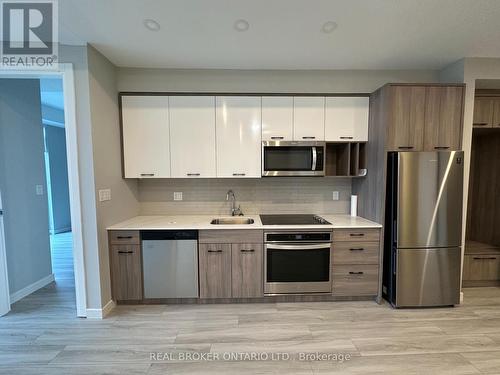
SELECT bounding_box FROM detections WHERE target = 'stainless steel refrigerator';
[383,151,464,307]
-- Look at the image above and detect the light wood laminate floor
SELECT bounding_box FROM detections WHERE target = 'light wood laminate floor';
[2,236,500,374]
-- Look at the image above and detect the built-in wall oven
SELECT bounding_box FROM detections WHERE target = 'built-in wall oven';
[264,231,332,294]
[262,141,325,177]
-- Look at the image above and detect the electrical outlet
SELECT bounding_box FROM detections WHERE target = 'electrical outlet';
[332,191,339,201]
[173,192,183,201]
[98,189,111,202]
[35,185,44,195]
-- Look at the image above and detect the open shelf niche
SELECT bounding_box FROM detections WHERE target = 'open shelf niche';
[325,142,367,177]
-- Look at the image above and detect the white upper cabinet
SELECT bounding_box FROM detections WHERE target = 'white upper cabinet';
[262,96,293,141]
[121,96,170,178]
[293,97,325,141]
[325,97,369,142]
[216,96,262,178]
[169,96,216,178]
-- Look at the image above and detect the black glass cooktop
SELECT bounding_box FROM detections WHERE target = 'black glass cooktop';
[259,214,331,225]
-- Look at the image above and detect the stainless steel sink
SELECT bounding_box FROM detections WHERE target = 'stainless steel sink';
[210,218,255,225]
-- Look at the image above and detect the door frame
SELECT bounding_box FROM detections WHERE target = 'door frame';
[0,64,87,317]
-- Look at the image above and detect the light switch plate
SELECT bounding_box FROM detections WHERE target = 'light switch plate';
[173,192,183,201]
[99,189,111,202]
[332,191,339,201]
[36,185,44,195]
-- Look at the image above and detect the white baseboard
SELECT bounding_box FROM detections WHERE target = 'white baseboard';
[86,299,115,319]
[10,274,55,304]
[460,291,464,304]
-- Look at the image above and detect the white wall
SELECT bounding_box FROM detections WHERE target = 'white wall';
[0,79,53,295]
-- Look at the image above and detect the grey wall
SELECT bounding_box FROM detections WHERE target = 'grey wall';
[117,68,440,93]
[139,178,351,216]
[87,45,140,306]
[44,124,72,233]
[0,79,52,295]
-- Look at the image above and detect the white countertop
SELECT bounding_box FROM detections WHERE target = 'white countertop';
[107,214,382,231]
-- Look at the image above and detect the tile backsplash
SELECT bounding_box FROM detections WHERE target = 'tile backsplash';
[138,178,352,215]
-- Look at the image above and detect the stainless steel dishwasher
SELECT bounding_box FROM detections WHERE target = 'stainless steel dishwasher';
[141,230,199,298]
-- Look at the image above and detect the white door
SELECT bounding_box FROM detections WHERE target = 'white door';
[216,96,262,178]
[262,96,293,141]
[325,97,369,142]
[121,96,170,178]
[293,97,325,141]
[170,96,216,178]
[0,191,10,316]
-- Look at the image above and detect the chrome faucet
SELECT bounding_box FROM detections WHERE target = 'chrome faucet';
[226,190,243,216]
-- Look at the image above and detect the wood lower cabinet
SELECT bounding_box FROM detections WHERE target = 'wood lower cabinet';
[332,229,380,297]
[463,242,500,287]
[110,243,143,301]
[199,230,264,299]
[231,243,263,298]
[198,243,232,298]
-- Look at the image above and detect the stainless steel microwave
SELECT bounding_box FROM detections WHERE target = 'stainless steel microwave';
[262,141,325,177]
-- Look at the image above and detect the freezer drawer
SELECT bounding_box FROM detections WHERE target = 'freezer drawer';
[395,247,461,307]
[142,239,199,298]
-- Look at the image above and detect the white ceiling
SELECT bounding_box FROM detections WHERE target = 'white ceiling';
[60,0,500,70]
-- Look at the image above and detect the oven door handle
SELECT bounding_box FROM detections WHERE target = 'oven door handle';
[311,147,317,171]
[266,243,331,250]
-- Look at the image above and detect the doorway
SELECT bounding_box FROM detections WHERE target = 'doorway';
[463,79,500,288]
[40,78,74,292]
[0,65,86,317]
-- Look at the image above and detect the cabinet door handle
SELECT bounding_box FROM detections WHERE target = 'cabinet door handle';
[118,250,134,254]
[473,123,488,126]
[207,250,223,253]
[434,146,450,150]
[302,136,316,140]
[350,233,365,237]
[116,236,133,239]
[140,173,155,177]
[232,173,246,176]
[187,173,200,176]
[398,146,414,150]
[473,257,497,260]
[349,271,364,275]
[340,136,353,140]
[271,136,284,140]
[240,249,255,253]
[349,248,365,251]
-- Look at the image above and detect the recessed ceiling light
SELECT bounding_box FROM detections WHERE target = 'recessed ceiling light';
[234,19,250,32]
[321,21,338,34]
[143,19,161,32]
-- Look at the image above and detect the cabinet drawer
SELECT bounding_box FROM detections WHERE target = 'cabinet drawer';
[333,229,380,242]
[333,242,379,265]
[332,265,378,296]
[109,230,140,245]
[199,230,263,244]
[463,255,500,281]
